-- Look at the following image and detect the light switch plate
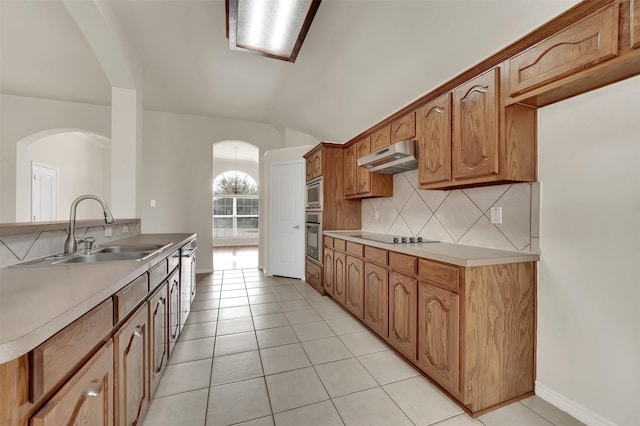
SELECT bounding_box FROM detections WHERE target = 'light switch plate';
[150,200,156,207]
[490,207,502,224]
[104,227,113,237]
[122,225,129,234]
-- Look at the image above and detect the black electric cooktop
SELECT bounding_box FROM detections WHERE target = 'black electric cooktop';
[350,233,438,244]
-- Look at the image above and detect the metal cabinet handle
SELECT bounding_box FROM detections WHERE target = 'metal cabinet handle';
[133,325,143,337]
[85,379,103,397]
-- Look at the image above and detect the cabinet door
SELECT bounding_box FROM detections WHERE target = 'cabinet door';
[417,283,459,394]
[391,112,416,143]
[417,93,452,185]
[31,342,114,426]
[323,249,335,296]
[313,151,322,178]
[509,5,619,96]
[148,282,168,396]
[355,137,371,194]
[334,252,346,305]
[168,270,180,356]
[306,157,314,181]
[633,0,640,49]
[452,68,499,180]
[345,255,364,318]
[389,272,417,360]
[363,262,388,337]
[344,145,356,196]
[114,304,149,426]
[371,126,390,151]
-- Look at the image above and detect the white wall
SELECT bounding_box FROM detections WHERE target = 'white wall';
[140,110,284,273]
[0,94,111,222]
[16,133,111,221]
[284,127,321,147]
[260,145,314,273]
[537,75,640,426]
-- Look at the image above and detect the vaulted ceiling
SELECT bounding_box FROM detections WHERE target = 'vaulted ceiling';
[0,0,579,143]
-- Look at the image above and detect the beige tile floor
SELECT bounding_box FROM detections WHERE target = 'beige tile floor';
[142,269,585,426]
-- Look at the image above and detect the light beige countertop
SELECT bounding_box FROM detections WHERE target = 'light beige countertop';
[0,233,195,364]
[324,230,539,267]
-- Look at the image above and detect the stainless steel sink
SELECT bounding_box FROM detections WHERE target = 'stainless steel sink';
[10,242,172,267]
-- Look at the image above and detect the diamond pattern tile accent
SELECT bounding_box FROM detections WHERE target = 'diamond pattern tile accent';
[362,173,535,253]
[0,231,39,261]
[434,191,483,241]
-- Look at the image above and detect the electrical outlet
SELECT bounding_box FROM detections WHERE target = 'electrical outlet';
[104,227,113,237]
[122,225,129,234]
[150,200,156,207]
[490,207,503,224]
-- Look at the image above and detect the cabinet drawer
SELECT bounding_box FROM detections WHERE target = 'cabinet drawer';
[149,259,168,290]
[30,299,113,402]
[390,252,417,275]
[365,246,388,265]
[346,242,363,256]
[334,239,346,251]
[324,236,334,248]
[509,4,619,97]
[305,259,322,293]
[114,274,149,323]
[168,249,180,273]
[31,341,114,426]
[418,259,459,293]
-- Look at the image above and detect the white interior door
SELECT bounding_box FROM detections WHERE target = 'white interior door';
[31,162,58,222]
[269,160,304,279]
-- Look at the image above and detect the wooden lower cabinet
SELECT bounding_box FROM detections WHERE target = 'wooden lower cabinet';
[333,252,346,305]
[345,256,364,318]
[148,282,168,396]
[30,342,114,426]
[363,262,388,337]
[323,249,334,295]
[388,272,417,360]
[167,269,180,356]
[417,283,460,395]
[114,303,149,426]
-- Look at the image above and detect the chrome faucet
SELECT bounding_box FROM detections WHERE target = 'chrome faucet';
[63,195,115,254]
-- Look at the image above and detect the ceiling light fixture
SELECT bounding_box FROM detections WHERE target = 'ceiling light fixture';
[226,0,321,62]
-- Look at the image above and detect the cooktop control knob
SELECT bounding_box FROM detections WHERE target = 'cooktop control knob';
[401,237,408,243]
[417,237,423,243]
[409,237,415,243]
[392,237,399,243]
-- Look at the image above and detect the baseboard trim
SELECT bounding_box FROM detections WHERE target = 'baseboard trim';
[535,383,618,426]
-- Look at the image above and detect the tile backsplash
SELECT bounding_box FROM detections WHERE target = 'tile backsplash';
[362,170,540,253]
[0,220,141,268]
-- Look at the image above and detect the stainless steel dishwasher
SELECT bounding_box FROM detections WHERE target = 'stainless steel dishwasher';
[179,243,196,333]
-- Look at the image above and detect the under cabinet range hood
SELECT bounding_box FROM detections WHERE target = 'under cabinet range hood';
[357,139,418,174]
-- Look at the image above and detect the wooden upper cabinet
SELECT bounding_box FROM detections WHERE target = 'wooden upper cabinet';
[371,126,391,151]
[31,342,114,426]
[633,0,640,49]
[417,93,452,186]
[305,150,323,181]
[355,137,371,194]
[452,68,500,180]
[509,4,619,97]
[344,144,356,196]
[391,111,416,143]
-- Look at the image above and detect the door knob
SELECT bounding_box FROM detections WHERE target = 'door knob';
[293,225,300,229]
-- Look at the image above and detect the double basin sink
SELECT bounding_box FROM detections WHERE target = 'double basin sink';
[12,243,173,267]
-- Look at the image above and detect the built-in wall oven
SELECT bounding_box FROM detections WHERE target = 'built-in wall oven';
[305,211,322,263]
[306,177,322,210]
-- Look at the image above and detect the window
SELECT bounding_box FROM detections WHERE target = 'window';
[213,171,258,239]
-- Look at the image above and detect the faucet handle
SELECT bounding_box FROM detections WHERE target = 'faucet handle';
[79,237,96,253]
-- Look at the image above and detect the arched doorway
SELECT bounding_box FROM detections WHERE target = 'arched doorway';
[212,141,259,270]
[15,129,111,222]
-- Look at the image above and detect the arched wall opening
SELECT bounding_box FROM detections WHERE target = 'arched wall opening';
[212,140,260,270]
[16,129,111,222]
